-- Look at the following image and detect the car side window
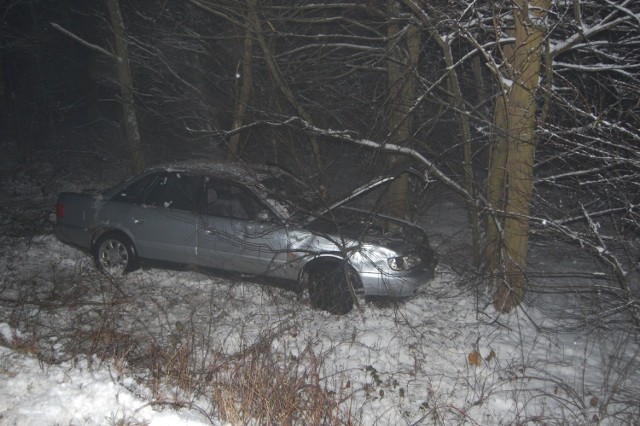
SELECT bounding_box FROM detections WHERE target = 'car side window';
[203,179,263,220]
[144,172,200,211]
[115,173,159,203]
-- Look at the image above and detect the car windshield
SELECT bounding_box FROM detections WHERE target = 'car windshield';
[257,172,324,219]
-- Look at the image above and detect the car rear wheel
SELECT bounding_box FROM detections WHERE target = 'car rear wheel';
[307,262,354,315]
[94,232,138,276]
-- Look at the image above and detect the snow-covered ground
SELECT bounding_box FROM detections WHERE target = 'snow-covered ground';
[0,340,214,425]
[0,163,638,425]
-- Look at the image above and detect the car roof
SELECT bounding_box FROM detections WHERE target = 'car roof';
[101,161,295,198]
[148,160,290,186]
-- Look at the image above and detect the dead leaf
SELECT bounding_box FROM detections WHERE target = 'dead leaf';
[468,350,482,366]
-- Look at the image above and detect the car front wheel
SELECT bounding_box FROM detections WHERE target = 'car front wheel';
[306,262,354,315]
[94,232,138,276]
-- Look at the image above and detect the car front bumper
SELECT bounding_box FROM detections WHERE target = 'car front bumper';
[358,265,435,298]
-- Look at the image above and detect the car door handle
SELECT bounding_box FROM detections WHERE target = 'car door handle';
[133,218,144,225]
[204,228,215,235]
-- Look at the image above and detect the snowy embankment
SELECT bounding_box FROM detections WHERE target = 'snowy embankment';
[1,230,637,424]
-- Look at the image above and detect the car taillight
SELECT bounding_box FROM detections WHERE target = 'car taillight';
[56,202,64,220]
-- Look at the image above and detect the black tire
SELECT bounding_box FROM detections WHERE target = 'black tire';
[94,232,138,276]
[307,262,354,315]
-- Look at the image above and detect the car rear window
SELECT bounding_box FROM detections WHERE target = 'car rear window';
[114,173,159,203]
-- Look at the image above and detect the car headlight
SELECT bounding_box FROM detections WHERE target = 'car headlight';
[387,253,421,271]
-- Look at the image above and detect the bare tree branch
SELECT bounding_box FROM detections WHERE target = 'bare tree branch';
[50,22,119,61]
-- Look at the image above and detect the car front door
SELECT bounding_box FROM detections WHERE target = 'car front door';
[196,178,290,276]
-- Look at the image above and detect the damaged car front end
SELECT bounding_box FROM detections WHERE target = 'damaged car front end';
[299,205,437,299]
[259,169,438,304]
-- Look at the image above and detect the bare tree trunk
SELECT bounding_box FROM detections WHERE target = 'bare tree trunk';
[486,91,509,277]
[385,2,420,220]
[228,0,255,160]
[490,0,550,312]
[106,0,144,173]
[441,43,482,267]
[471,55,486,113]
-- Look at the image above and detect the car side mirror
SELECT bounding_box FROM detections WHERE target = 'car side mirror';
[255,210,271,222]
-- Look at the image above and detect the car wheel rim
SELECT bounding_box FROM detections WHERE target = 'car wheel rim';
[99,239,128,275]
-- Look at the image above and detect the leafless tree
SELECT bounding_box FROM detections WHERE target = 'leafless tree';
[106,0,144,172]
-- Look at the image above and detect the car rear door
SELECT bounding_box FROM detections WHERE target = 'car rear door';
[110,171,201,264]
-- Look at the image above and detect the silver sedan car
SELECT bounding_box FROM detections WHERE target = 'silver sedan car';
[55,161,437,313]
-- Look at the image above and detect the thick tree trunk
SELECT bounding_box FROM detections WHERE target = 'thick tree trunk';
[490,0,550,312]
[486,91,509,277]
[228,0,255,160]
[106,0,144,173]
[385,3,420,220]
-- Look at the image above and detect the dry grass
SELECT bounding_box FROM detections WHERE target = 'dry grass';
[209,340,342,425]
[0,266,349,424]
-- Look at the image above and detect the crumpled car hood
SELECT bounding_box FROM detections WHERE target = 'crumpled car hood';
[295,170,433,254]
[305,205,431,254]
